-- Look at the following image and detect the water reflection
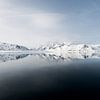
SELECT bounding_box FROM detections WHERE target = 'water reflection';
[0,53,30,63]
[36,52,100,63]
[0,52,100,99]
[0,51,100,63]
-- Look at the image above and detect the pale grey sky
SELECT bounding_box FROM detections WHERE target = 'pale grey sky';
[0,0,100,47]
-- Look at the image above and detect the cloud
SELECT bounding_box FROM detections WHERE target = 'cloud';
[0,0,67,48]
[1,0,99,47]
[32,14,59,29]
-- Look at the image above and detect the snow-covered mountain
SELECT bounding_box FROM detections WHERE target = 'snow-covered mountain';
[37,42,100,56]
[0,41,100,63]
[0,42,29,51]
[36,42,100,63]
[38,42,100,51]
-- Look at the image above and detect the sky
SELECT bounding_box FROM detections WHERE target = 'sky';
[0,0,100,48]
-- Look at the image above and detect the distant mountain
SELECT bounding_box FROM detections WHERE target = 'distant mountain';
[0,42,29,51]
[37,42,100,55]
[1,41,100,53]
[0,41,100,63]
[36,42,100,63]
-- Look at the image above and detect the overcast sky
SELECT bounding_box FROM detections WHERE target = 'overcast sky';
[0,0,100,47]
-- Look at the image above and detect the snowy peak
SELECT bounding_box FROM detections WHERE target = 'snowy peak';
[37,42,67,51]
[37,42,100,57]
[0,42,29,51]
[36,42,100,63]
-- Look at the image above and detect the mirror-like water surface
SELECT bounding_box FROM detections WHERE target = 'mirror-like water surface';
[0,52,100,99]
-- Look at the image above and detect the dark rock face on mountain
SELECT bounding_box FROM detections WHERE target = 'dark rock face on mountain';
[0,42,29,51]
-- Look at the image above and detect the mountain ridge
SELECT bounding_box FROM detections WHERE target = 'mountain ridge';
[0,42,29,51]
[37,42,100,54]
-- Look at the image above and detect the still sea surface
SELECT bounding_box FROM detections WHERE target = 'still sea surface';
[0,53,100,99]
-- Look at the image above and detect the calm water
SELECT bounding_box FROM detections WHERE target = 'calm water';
[0,53,100,99]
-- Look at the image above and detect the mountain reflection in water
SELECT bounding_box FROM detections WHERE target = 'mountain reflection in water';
[0,52,100,99]
[0,51,100,63]
[0,53,30,63]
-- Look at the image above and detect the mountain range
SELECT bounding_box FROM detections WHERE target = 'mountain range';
[0,42,100,54]
[0,42,100,63]
[37,42,100,53]
[0,42,29,51]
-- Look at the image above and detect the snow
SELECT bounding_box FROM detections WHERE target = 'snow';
[37,42,100,60]
[0,42,29,51]
[0,42,100,63]
[38,42,96,53]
